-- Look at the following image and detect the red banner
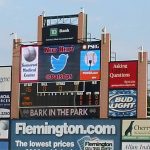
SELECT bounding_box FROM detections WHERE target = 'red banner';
[109,61,138,89]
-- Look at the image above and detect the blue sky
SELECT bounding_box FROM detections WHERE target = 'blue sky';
[0,0,150,66]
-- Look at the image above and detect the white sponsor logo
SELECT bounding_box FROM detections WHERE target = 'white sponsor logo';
[15,122,116,137]
[59,28,69,33]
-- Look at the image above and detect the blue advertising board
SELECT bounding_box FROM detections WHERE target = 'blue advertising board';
[109,90,137,117]
[11,119,121,150]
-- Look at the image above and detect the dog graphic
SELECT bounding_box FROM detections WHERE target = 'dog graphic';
[124,121,134,136]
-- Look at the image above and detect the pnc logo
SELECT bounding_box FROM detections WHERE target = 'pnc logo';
[83,44,99,50]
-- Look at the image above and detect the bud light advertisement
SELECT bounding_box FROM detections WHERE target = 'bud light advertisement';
[109,90,137,117]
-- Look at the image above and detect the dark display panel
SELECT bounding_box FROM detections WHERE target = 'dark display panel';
[37,81,84,93]
[38,44,81,82]
[20,81,100,107]
[19,81,100,118]
[42,24,78,45]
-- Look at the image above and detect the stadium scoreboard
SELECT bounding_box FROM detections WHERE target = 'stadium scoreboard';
[19,42,101,118]
[19,81,100,118]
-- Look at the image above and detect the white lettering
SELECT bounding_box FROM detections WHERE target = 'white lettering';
[15,122,116,137]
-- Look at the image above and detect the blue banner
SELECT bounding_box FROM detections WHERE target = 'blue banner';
[11,119,121,150]
[109,90,137,117]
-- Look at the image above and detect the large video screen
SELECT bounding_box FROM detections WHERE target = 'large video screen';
[38,44,81,81]
[20,42,101,82]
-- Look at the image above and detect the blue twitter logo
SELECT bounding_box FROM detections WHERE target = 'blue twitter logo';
[50,54,69,73]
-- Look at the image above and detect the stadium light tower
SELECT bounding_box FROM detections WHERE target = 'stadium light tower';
[10,32,17,39]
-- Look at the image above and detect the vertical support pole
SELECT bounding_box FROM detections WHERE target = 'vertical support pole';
[11,39,21,119]
[37,15,43,45]
[78,12,87,43]
[137,52,148,118]
[100,33,111,118]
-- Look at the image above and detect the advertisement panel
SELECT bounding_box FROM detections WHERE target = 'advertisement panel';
[122,120,150,141]
[42,24,78,45]
[19,107,100,118]
[11,119,121,150]
[0,92,11,118]
[80,49,101,80]
[20,46,39,83]
[0,66,11,91]
[122,142,150,150]
[109,90,137,117]
[0,120,9,139]
[109,61,138,89]
[38,44,81,81]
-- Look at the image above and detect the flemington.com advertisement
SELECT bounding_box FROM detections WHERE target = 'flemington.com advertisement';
[11,119,121,150]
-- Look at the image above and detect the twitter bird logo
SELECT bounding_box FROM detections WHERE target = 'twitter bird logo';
[50,54,69,73]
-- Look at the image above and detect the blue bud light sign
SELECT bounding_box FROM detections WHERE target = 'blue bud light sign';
[109,90,137,117]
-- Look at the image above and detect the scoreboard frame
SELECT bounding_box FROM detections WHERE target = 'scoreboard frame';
[19,41,101,118]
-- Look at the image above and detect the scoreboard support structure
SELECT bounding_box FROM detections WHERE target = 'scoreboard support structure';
[100,33,111,118]
[11,38,21,119]
[11,14,148,119]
